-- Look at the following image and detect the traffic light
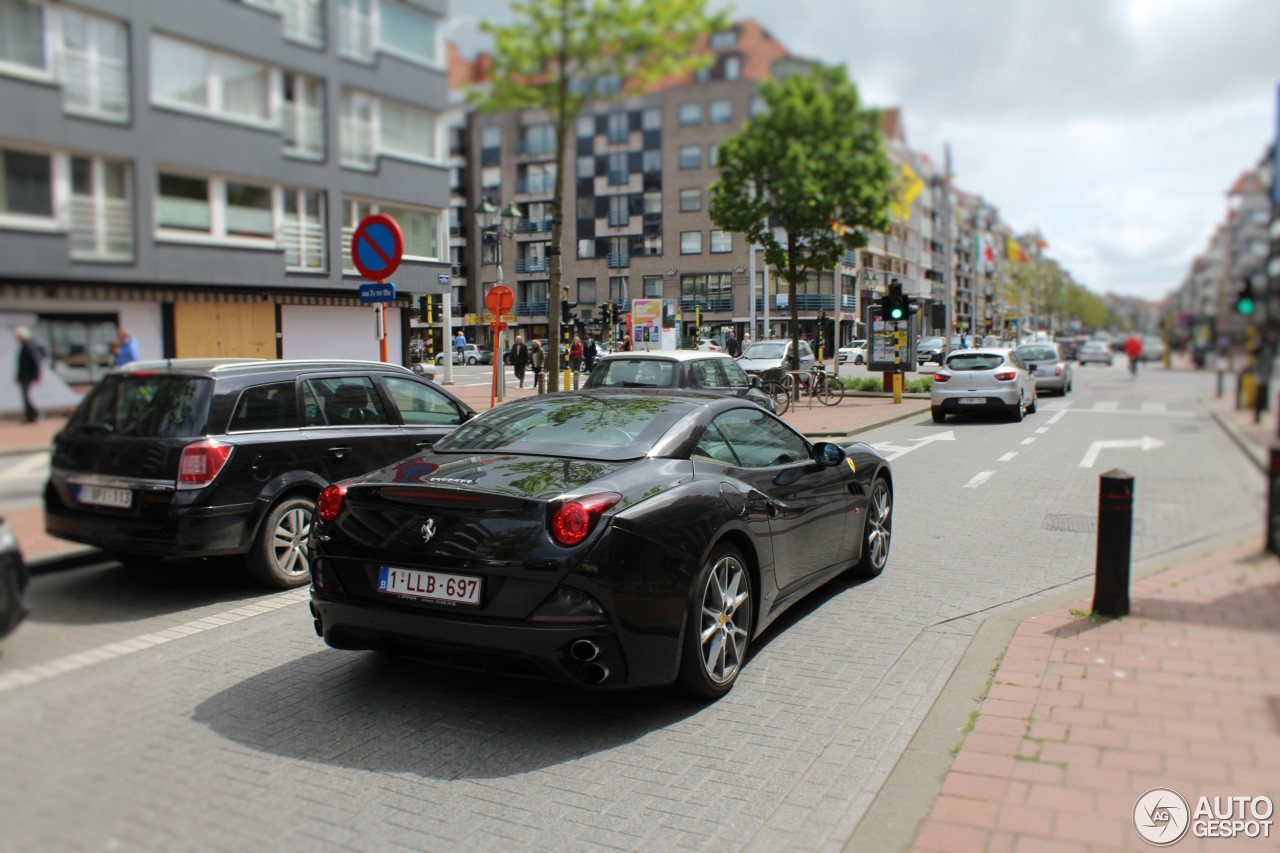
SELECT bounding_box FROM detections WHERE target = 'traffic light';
[603,302,614,324]
[561,298,577,323]
[1235,279,1256,316]
[418,295,429,323]
[884,280,905,321]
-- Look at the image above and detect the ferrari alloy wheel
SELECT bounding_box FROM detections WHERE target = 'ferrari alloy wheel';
[249,496,314,588]
[854,476,892,578]
[679,544,752,699]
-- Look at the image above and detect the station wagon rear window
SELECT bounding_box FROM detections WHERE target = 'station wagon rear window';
[70,375,213,438]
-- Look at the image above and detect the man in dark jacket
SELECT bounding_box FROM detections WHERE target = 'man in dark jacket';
[583,336,598,371]
[14,326,41,423]
[510,335,530,388]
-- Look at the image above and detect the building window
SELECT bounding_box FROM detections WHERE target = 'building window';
[480,166,501,190]
[339,0,439,67]
[607,152,628,185]
[577,238,595,259]
[680,231,702,254]
[282,72,324,159]
[679,188,701,212]
[481,126,501,148]
[749,95,766,118]
[518,162,556,194]
[576,196,594,219]
[708,99,731,124]
[520,123,555,155]
[69,155,133,260]
[576,155,595,179]
[156,173,212,233]
[282,186,326,271]
[341,89,438,167]
[225,182,273,238]
[577,277,597,304]
[644,231,663,256]
[708,144,719,167]
[607,194,629,226]
[0,0,47,74]
[151,35,269,124]
[241,0,324,47]
[642,108,661,130]
[642,150,661,173]
[577,115,595,137]
[342,198,442,271]
[644,192,662,215]
[679,145,701,169]
[59,8,130,121]
[723,55,741,81]
[606,112,628,144]
[1,149,52,219]
[678,103,701,126]
[643,275,663,298]
[610,276,629,302]
[708,29,737,50]
[710,229,732,253]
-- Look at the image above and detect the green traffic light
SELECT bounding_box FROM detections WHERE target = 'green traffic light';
[889,306,904,320]
[1238,298,1255,316]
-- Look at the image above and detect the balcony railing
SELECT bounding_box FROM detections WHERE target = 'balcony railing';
[840,251,858,267]
[280,0,324,46]
[514,177,556,195]
[340,116,375,167]
[59,49,129,120]
[754,294,836,311]
[280,217,326,271]
[606,252,630,268]
[515,257,549,273]
[517,300,549,316]
[680,297,734,313]
[515,217,552,234]
[282,101,324,159]
[606,211,630,227]
[515,140,556,157]
[338,6,374,61]
[69,196,133,261]
[606,170,629,186]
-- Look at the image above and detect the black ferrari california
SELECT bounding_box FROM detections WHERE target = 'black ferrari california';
[308,392,893,698]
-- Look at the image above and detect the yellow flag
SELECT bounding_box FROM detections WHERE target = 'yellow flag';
[890,163,924,220]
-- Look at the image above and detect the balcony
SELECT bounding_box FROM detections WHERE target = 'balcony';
[606,252,630,268]
[338,6,374,61]
[840,251,858,267]
[515,217,553,234]
[282,101,324,160]
[243,0,324,46]
[514,177,555,196]
[517,300,549,316]
[606,170,629,186]
[340,116,375,168]
[606,211,630,228]
[515,257,549,273]
[754,294,836,311]
[515,140,557,158]
[59,48,129,120]
[280,217,326,271]
[69,196,133,261]
[681,297,734,313]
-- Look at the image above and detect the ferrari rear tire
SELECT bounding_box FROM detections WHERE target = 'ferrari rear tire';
[248,496,315,589]
[677,543,753,700]
[853,476,891,578]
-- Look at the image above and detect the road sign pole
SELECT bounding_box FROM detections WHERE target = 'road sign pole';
[378,289,388,363]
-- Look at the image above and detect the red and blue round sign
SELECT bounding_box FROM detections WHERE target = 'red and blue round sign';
[351,214,404,281]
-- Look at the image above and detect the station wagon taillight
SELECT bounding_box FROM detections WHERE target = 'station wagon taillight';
[177,439,233,489]
[994,371,1017,381]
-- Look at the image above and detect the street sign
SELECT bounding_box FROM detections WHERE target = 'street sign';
[438,273,451,285]
[351,214,404,281]
[485,285,514,314]
[358,282,396,303]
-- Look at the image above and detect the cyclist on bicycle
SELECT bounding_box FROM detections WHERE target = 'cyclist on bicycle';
[1123,334,1143,376]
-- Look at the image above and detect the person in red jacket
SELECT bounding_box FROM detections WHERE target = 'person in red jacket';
[1123,334,1143,376]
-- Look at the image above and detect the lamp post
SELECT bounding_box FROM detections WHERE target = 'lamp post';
[474,198,523,399]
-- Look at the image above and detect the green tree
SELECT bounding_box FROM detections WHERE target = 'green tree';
[474,0,726,391]
[709,63,894,370]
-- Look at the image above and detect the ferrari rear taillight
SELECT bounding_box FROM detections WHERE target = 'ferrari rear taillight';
[177,439,232,490]
[994,371,1017,381]
[317,485,346,522]
[550,493,621,547]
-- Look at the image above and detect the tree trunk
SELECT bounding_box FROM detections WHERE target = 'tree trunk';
[788,230,801,371]
[546,3,570,392]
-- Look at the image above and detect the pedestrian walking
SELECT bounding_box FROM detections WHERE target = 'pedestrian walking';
[454,331,466,362]
[583,336,598,372]
[1123,334,1142,378]
[14,326,41,423]
[569,336,584,372]
[530,339,546,393]
[510,335,530,388]
[725,331,739,358]
[742,333,751,349]
[114,327,140,367]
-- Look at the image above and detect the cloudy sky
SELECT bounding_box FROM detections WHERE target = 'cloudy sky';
[449,0,1280,303]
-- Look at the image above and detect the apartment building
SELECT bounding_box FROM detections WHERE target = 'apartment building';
[447,20,929,360]
[0,0,450,398]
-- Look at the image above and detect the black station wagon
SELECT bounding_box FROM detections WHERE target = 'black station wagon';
[44,359,475,588]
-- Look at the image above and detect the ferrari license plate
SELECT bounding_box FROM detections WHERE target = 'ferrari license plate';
[78,485,132,509]
[378,566,481,605]
[959,397,986,405]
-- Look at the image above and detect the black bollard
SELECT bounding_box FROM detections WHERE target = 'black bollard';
[1268,443,1280,555]
[1093,469,1134,618]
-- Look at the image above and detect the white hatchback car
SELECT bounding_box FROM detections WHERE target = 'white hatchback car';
[838,340,868,365]
[930,348,1038,423]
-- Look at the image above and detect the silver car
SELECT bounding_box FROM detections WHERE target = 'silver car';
[930,348,1038,423]
[1077,340,1113,366]
[1016,343,1073,395]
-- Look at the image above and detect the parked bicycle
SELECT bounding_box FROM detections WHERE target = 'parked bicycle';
[780,363,844,407]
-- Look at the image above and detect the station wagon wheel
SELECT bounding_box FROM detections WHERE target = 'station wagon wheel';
[678,543,752,699]
[248,496,315,589]
[853,476,892,578]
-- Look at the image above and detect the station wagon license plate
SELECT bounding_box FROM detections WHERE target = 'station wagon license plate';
[378,566,481,606]
[959,397,987,405]
[77,485,132,509]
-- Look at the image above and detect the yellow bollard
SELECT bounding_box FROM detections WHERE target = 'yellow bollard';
[893,372,903,404]
[563,367,571,393]
[1241,372,1257,409]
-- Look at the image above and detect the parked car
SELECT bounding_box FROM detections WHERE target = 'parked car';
[1077,340,1114,366]
[436,344,492,366]
[695,339,722,352]
[582,350,775,412]
[930,347,1038,423]
[0,518,31,641]
[44,359,476,588]
[736,338,816,377]
[838,340,868,365]
[308,392,893,697]
[916,336,948,365]
[1141,336,1168,363]
[1016,343,1074,396]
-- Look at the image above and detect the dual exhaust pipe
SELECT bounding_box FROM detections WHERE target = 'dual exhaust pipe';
[570,639,610,684]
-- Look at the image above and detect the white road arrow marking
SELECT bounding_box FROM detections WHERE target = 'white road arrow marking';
[964,470,997,488]
[871,430,955,461]
[1078,435,1166,468]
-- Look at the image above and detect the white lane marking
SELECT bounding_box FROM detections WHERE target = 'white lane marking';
[870,430,956,461]
[1078,435,1167,468]
[0,453,48,482]
[963,471,996,489]
[1093,401,1119,411]
[1035,427,1049,434]
[998,452,1018,462]
[0,589,311,693]
[1047,409,1069,425]
[1020,437,1036,445]
[1140,402,1168,413]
